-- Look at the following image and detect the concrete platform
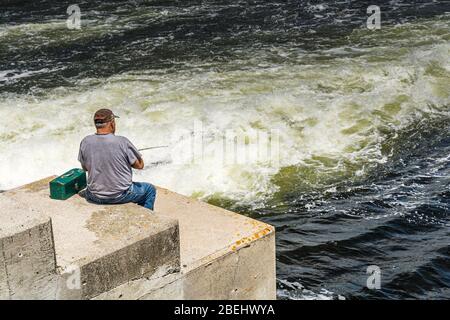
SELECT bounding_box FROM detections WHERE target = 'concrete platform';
[0,176,276,300]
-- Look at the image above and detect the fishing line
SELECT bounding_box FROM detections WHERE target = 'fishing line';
[138,145,169,152]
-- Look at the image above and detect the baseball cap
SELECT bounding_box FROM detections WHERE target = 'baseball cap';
[93,109,120,124]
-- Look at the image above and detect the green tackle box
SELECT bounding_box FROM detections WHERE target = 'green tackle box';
[49,168,87,200]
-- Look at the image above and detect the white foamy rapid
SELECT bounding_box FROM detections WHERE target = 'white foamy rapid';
[277,279,346,300]
[1,17,449,207]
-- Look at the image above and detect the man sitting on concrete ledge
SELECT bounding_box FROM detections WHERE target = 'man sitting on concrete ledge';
[78,108,156,210]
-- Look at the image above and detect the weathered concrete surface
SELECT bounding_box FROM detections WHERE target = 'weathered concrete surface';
[181,231,275,299]
[156,187,276,299]
[95,187,276,300]
[0,177,276,300]
[155,187,275,274]
[0,177,180,299]
[135,231,275,300]
[0,197,57,299]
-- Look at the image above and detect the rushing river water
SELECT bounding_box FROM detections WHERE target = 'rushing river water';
[1,0,449,299]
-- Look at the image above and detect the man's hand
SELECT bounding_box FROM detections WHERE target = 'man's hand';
[132,158,144,170]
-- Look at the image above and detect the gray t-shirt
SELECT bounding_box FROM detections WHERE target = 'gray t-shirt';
[78,134,141,199]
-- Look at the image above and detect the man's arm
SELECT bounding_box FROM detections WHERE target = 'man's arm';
[132,158,144,170]
[125,137,144,169]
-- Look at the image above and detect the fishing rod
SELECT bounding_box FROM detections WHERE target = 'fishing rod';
[138,145,169,152]
[136,145,171,167]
